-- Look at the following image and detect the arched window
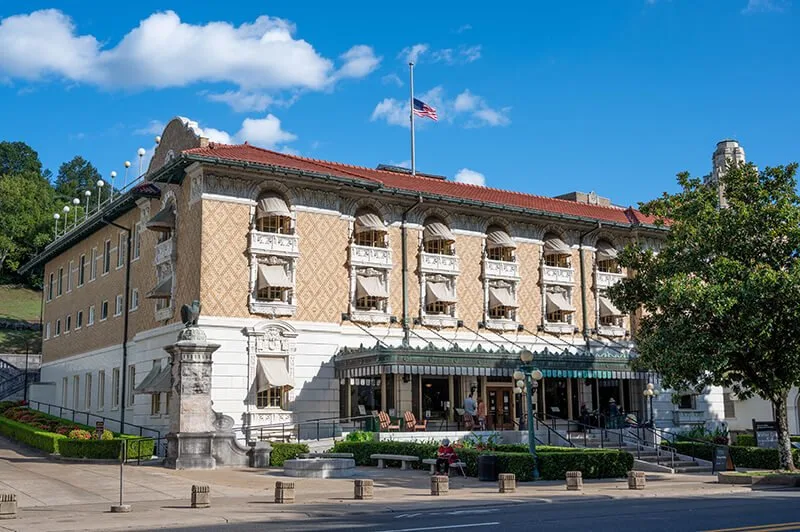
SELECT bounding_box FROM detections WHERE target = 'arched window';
[596,240,620,273]
[423,218,455,255]
[255,193,291,234]
[486,225,516,262]
[353,210,387,247]
[543,233,571,268]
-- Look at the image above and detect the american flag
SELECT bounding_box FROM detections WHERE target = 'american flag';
[413,98,438,121]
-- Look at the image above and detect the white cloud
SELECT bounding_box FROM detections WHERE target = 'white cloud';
[382,73,404,87]
[454,168,486,186]
[469,106,511,127]
[180,114,296,151]
[741,0,787,13]
[205,91,274,113]
[373,87,509,128]
[0,10,381,109]
[134,120,165,136]
[455,24,472,33]
[371,98,409,127]
[399,43,429,63]
[453,90,480,112]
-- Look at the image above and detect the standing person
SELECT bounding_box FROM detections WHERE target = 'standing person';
[464,392,477,425]
[476,397,487,431]
[608,398,618,428]
[436,438,457,475]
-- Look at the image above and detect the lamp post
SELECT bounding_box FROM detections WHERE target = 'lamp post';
[643,383,658,427]
[72,198,80,226]
[53,213,60,238]
[62,205,70,232]
[84,190,92,220]
[96,180,104,210]
[513,349,543,480]
[137,148,146,177]
[110,171,117,200]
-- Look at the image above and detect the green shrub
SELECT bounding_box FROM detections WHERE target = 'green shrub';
[332,440,438,469]
[667,441,715,461]
[345,431,375,442]
[729,446,800,469]
[58,437,155,460]
[270,442,310,466]
[537,450,632,481]
[68,429,92,440]
[734,434,756,447]
[0,416,66,453]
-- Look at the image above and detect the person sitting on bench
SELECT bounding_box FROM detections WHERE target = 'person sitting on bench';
[436,438,458,475]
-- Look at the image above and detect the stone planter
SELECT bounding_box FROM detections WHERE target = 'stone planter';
[275,481,295,503]
[431,475,449,496]
[191,485,210,508]
[354,479,374,500]
[628,471,646,490]
[498,473,516,493]
[566,471,583,491]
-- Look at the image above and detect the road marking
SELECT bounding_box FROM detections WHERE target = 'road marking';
[703,522,800,532]
[379,522,500,532]
[395,508,498,519]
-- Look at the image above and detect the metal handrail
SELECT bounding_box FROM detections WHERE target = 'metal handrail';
[535,412,625,448]
[643,425,719,464]
[26,399,161,439]
[529,413,576,448]
[241,414,377,443]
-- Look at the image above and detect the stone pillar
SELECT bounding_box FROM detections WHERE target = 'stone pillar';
[448,375,455,422]
[0,493,17,520]
[430,475,449,496]
[191,485,210,508]
[566,471,583,491]
[354,479,374,500]
[380,374,387,413]
[498,473,516,493]
[275,481,295,503]
[628,471,646,490]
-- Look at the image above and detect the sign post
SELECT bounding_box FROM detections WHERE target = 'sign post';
[712,446,734,473]
[95,421,105,440]
[752,419,779,448]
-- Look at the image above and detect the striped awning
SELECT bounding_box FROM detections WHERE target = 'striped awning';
[336,365,650,380]
[354,212,386,234]
[256,195,291,218]
[596,241,618,261]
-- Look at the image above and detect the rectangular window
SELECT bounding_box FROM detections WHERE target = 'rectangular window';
[256,386,284,409]
[62,377,68,406]
[48,273,54,301]
[85,373,92,411]
[65,315,71,333]
[423,239,453,255]
[544,254,570,268]
[150,393,161,416]
[165,392,171,415]
[111,368,120,409]
[76,310,83,329]
[133,223,141,260]
[117,232,125,268]
[97,370,105,410]
[90,247,97,280]
[57,267,63,296]
[127,365,136,409]
[487,247,514,262]
[114,294,123,317]
[257,287,287,302]
[724,392,736,419]
[130,288,139,311]
[678,394,695,410]
[103,239,111,274]
[55,319,61,336]
[67,260,74,292]
[101,300,108,321]
[44,322,50,340]
[79,254,86,286]
[73,375,80,410]
[88,305,95,326]
[546,310,569,323]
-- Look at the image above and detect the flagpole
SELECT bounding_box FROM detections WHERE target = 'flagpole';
[409,62,416,176]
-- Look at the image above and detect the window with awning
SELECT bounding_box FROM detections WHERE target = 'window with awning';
[146,208,175,233]
[544,235,570,255]
[596,240,621,273]
[258,264,292,289]
[354,212,386,247]
[426,281,457,305]
[546,290,575,314]
[356,274,388,299]
[423,221,456,255]
[146,276,173,299]
[486,227,516,261]
[255,194,291,234]
[599,295,623,317]
[256,357,293,392]
[488,286,518,309]
[134,363,171,394]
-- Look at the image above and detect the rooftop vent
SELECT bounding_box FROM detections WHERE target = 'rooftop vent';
[376,164,447,180]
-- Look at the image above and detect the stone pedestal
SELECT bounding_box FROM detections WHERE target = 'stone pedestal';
[0,493,17,520]
[249,442,272,468]
[498,473,516,493]
[275,481,295,503]
[191,485,210,508]
[566,471,583,491]
[431,475,449,496]
[164,324,252,469]
[628,471,646,490]
[354,479,374,500]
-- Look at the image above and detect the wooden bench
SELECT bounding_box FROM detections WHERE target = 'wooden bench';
[370,454,420,470]
[298,453,355,459]
[422,458,467,477]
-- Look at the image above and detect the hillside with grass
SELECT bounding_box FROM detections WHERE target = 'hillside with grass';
[0,285,42,354]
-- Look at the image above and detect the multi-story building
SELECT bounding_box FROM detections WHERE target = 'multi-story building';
[22,117,671,439]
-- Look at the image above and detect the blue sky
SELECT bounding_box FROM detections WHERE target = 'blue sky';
[0,0,797,208]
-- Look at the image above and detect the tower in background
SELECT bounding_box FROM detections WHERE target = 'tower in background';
[707,140,746,208]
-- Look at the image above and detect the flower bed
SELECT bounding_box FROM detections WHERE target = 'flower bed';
[0,402,154,459]
[331,440,633,481]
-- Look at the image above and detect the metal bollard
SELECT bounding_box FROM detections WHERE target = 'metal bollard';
[275,481,295,503]
[430,475,449,496]
[191,485,211,508]
[354,479,374,500]
[0,493,17,520]
[566,471,583,491]
[628,471,646,490]
[498,473,516,493]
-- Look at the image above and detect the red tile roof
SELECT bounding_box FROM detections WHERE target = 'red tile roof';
[183,143,658,227]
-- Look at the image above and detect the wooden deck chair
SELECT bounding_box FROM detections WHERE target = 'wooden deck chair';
[379,411,400,432]
[404,411,427,431]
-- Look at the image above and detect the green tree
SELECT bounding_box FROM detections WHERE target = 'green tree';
[609,162,800,471]
[0,141,44,178]
[54,156,101,201]
[0,172,55,278]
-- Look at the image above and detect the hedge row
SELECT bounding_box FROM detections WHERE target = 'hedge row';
[668,441,800,469]
[0,416,66,453]
[269,443,310,466]
[668,441,714,461]
[735,434,800,447]
[331,441,632,481]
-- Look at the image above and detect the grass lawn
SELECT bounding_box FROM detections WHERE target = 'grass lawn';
[0,285,42,322]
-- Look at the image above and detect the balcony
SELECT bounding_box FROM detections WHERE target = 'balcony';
[543,322,576,335]
[249,298,296,317]
[484,259,520,280]
[596,271,624,289]
[350,310,391,325]
[154,238,174,266]
[349,244,393,269]
[250,230,299,257]
[420,252,460,275]
[597,325,626,338]
[542,265,574,285]
[673,410,705,425]
[485,319,519,332]
[421,314,459,329]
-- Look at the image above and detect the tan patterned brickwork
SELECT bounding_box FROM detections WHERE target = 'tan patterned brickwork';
[516,242,542,329]
[170,184,202,323]
[199,199,250,317]
[455,235,484,328]
[388,226,420,327]
[572,249,596,332]
[293,211,350,323]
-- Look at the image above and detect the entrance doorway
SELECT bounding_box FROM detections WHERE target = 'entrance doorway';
[422,377,449,419]
[544,378,569,420]
[486,387,513,429]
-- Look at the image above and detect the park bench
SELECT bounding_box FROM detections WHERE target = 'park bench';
[422,458,467,477]
[370,454,420,470]
[298,453,355,459]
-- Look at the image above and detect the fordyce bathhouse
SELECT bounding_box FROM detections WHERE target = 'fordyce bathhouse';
[22,117,668,439]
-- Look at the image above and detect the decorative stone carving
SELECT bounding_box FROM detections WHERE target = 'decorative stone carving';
[243,321,298,428]
[204,173,260,200]
[420,252,460,275]
[188,164,203,205]
[294,188,342,212]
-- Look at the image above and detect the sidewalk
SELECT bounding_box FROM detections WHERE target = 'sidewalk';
[0,436,753,531]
